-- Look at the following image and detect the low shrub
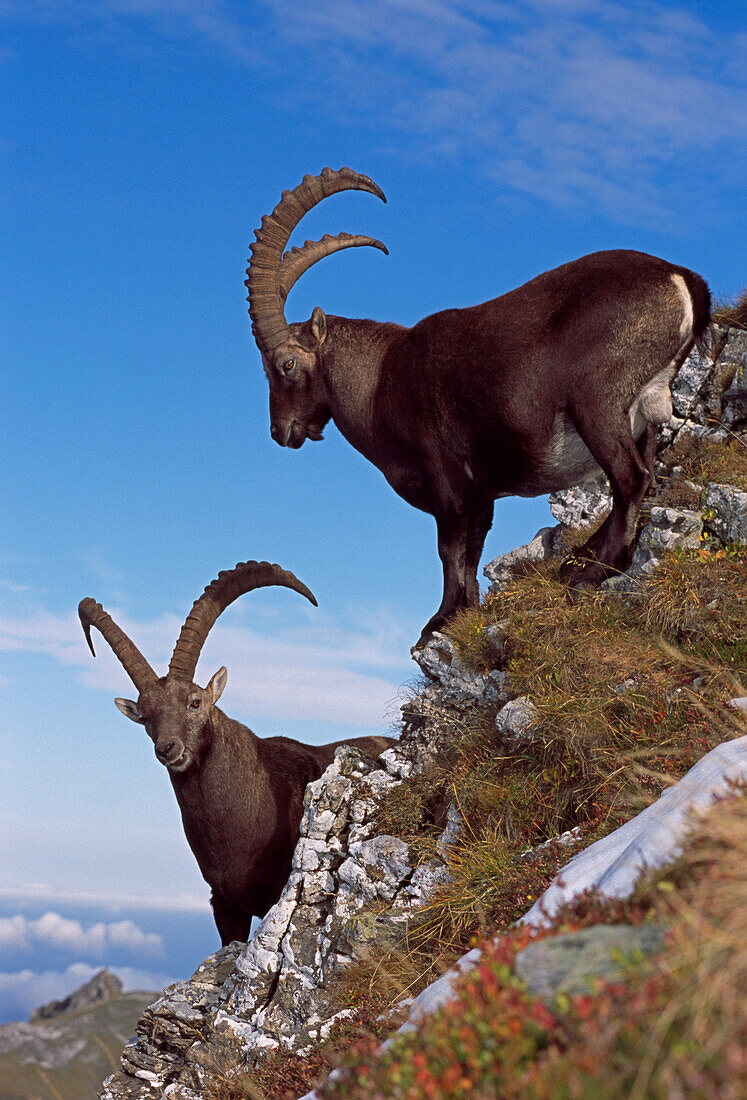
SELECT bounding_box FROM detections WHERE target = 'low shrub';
[317,791,747,1100]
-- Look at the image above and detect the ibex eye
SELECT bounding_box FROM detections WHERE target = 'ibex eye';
[189,698,200,709]
[282,358,295,374]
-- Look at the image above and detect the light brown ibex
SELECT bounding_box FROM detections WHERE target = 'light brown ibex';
[246,167,711,646]
[79,561,393,944]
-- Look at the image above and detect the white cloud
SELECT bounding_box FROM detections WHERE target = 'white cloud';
[0,911,164,958]
[261,0,747,221]
[1,0,742,221]
[0,883,212,911]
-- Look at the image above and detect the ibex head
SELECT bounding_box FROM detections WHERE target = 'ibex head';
[246,167,387,449]
[79,562,317,773]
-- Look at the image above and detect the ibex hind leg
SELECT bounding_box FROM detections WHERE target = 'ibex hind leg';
[561,407,653,588]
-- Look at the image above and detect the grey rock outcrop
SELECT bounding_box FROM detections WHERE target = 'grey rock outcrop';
[513,924,667,999]
[718,328,747,430]
[602,506,703,592]
[548,476,611,532]
[704,483,747,545]
[484,526,563,593]
[495,696,540,743]
[411,631,510,708]
[100,723,463,1099]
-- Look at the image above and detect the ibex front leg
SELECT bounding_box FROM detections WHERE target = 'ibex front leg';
[417,504,493,648]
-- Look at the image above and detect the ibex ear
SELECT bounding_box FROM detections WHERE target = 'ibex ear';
[206,667,227,705]
[310,306,327,347]
[115,698,145,724]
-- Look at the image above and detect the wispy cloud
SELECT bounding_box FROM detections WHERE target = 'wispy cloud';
[0,911,163,957]
[0,883,212,911]
[0,584,413,727]
[5,0,743,222]
[2,0,743,221]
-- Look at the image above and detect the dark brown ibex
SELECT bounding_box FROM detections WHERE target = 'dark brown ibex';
[246,167,711,647]
[79,561,393,944]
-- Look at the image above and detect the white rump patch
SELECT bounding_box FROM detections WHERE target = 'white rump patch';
[671,272,693,340]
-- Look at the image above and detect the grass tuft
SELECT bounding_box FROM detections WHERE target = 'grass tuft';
[712,287,747,329]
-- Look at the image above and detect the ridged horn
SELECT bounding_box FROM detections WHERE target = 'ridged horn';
[278,233,388,303]
[246,167,386,354]
[168,561,318,682]
[78,598,158,697]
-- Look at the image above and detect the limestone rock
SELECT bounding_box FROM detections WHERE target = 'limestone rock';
[514,924,667,999]
[670,342,717,419]
[100,733,455,1098]
[412,632,510,708]
[548,476,611,531]
[603,506,702,590]
[718,329,747,430]
[484,526,563,592]
[704,483,747,545]
[495,696,540,743]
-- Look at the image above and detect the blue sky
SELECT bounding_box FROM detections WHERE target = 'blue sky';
[1,0,744,1021]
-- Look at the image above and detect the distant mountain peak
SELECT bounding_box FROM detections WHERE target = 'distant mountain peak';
[30,969,123,1023]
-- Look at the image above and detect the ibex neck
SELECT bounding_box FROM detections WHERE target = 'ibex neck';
[321,316,404,453]
[170,710,262,869]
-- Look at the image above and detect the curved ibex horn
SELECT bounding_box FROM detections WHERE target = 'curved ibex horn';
[78,598,158,697]
[278,233,388,304]
[168,561,317,682]
[246,167,386,354]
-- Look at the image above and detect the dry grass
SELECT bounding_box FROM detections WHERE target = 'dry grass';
[642,546,747,674]
[350,548,743,1018]
[631,792,747,1098]
[713,286,747,329]
[657,432,747,499]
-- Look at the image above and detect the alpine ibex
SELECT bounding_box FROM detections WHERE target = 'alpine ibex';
[246,167,711,647]
[79,561,393,944]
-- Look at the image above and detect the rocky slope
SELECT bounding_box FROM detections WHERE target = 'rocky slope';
[99,324,746,1100]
